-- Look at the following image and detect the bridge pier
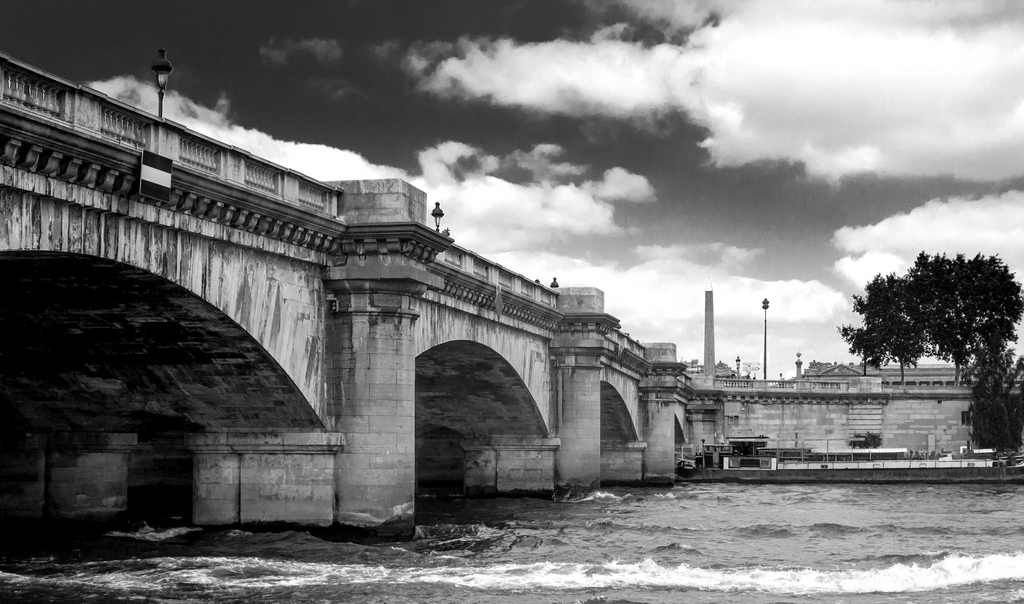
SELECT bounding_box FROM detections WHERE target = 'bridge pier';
[188,432,341,526]
[600,440,647,484]
[462,436,560,496]
[640,343,689,484]
[641,401,679,483]
[0,432,136,521]
[554,363,603,491]
[327,282,422,534]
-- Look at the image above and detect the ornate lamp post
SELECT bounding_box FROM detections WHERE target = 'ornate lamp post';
[431,202,445,232]
[151,49,173,119]
[762,298,770,380]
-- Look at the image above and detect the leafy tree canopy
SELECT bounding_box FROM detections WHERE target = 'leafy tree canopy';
[907,253,1024,384]
[840,273,926,383]
[842,253,1023,385]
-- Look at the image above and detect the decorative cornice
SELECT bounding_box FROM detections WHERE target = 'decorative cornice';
[557,311,621,335]
[0,116,347,256]
[335,223,452,265]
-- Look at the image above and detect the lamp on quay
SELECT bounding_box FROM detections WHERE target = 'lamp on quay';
[151,49,173,119]
[762,298,770,380]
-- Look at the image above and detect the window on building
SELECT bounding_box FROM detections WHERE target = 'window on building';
[727,415,740,426]
[961,411,970,426]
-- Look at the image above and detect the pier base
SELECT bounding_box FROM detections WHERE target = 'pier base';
[463,437,560,496]
[600,440,647,484]
[188,432,342,526]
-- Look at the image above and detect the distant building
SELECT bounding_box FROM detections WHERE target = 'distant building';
[801,360,960,387]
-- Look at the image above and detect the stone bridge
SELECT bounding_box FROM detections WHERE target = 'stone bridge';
[0,53,690,534]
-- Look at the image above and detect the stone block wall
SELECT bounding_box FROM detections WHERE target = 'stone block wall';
[239,453,335,525]
[0,435,45,519]
[496,447,555,493]
[189,432,342,527]
[883,397,970,453]
[724,401,851,448]
[600,443,644,483]
[464,441,558,495]
[45,433,136,520]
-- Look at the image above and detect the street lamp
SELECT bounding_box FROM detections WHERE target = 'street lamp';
[762,298,770,380]
[151,48,173,119]
[431,202,445,231]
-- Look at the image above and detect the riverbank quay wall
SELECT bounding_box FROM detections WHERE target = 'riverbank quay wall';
[693,378,973,454]
[0,53,688,535]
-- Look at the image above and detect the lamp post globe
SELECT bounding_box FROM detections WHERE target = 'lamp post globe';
[151,49,173,119]
[761,298,770,380]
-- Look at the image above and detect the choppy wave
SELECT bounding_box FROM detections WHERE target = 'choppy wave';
[732,524,797,538]
[5,552,1024,594]
[571,491,631,503]
[104,524,201,541]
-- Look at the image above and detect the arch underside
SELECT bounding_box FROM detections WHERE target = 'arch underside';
[600,381,638,444]
[415,340,546,490]
[0,252,322,433]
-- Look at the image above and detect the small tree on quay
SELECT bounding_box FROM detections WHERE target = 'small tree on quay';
[968,342,1024,451]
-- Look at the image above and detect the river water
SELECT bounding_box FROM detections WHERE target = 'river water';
[2,483,1024,603]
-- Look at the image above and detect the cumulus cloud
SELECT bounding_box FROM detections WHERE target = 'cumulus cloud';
[259,37,343,65]
[586,167,656,202]
[833,191,1024,285]
[410,142,627,252]
[833,251,909,287]
[404,1,1024,180]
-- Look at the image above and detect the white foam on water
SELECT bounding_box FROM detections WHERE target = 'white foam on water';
[8,552,1024,595]
[573,491,630,503]
[104,524,201,541]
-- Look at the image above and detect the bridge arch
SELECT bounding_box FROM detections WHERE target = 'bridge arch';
[415,298,552,429]
[414,339,548,494]
[600,380,639,443]
[0,190,328,423]
[599,378,645,484]
[0,251,323,433]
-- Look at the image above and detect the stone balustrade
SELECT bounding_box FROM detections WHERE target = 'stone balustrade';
[0,52,340,217]
[437,244,558,308]
[608,328,646,362]
[715,378,851,392]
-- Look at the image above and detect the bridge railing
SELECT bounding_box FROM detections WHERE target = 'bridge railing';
[0,53,340,217]
[715,378,851,392]
[438,244,558,308]
[607,328,646,360]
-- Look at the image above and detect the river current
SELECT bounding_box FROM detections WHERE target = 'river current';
[2,483,1024,603]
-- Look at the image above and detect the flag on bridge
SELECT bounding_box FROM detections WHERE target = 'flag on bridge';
[139,150,172,203]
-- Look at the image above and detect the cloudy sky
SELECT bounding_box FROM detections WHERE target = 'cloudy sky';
[5,0,1024,375]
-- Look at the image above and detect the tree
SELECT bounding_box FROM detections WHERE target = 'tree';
[969,342,1024,451]
[839,325,881,376]
[907,253,1024,385]
[840,273,927,384]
